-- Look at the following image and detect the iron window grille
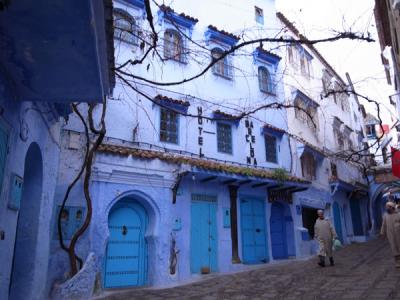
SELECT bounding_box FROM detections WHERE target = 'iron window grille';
[160,107,179,144]
[163,29,186,63]
[217,122,233,154]
[113,9,138,45]
[258,66,274,94]
[265,134,278,163]
[211,48,233,79]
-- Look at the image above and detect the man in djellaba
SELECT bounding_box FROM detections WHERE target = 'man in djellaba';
[314,209,337,267]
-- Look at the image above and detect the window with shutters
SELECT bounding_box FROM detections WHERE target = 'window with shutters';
[160,107,179,144]
[301,152,316,181]
[258,66,274,94]
[164,29,185,62]
[113,9,138,45]
[217,123,232,154]
[211,47,232,79]
[294,98,318,131]
[265,135,277,163]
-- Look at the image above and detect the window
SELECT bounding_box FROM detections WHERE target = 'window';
[288,46,294,64]
[322,70,332,94]
[113,9,137,45]
[255,6,264,24]
[300,55,312,78]
[160,108,179,144]
[301,152,316,181]
[330,162,338,179]
[294,98,318,130]
[265,135,277,163]
[366,125,376,138]
[164,30,184,62]
[333,127,344,149]
[217,123,232,154]
[211,47,232,79]
[258,67,274,94]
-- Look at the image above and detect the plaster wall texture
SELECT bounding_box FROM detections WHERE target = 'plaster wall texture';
[0,82,62,299]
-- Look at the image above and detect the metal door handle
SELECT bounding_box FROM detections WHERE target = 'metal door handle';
[122,225,128,235]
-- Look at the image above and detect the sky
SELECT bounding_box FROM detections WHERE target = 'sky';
[276,0,397,124]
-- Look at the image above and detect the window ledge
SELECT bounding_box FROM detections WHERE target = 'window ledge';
[213,72,233,80]
[164,57,188,65]
[260,90,276,96]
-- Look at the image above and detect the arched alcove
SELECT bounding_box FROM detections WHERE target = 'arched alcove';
[9,142,43,300]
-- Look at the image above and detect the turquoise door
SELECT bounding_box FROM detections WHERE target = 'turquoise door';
[350,199,364,236]
[240,198,268,264]
[270,202,287,259]
[190,200,218,273]
[332,202,343,242]
[104,202,147,288]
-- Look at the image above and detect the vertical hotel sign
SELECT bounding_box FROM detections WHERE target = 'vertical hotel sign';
[198,106,204,157]
[245,118,257,166]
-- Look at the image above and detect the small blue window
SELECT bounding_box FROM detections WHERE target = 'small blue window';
[217,123,232,154]
[160,107,179,144]
[255,7,264,25]
[258,66,273,94]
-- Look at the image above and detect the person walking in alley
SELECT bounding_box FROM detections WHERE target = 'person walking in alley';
[314,209,337,267]
[380,201,400,268]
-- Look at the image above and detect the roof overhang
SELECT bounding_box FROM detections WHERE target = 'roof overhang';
[0,0,115,103]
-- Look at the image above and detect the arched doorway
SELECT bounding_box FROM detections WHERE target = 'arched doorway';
[9,143,43,300]
[270,202,294,259]
[332,202,343,242]
[104,199,148,288]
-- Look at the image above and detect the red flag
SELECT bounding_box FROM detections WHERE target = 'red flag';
[391,147,400,178]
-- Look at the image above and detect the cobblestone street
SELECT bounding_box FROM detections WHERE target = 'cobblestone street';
[96,238,400,300]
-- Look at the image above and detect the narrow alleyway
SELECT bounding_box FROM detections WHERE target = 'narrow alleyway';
[95,238,400,300]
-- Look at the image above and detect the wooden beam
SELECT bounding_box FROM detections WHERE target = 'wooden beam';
[222,179,237,185]
[201,176,217,183]
[251,182,270,188]
[238,179,251,185]
[289,187,308,194]
[228,185,241,264]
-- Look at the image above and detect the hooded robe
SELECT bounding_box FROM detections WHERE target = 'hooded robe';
[381,212,400,257]
[314,218,337,257]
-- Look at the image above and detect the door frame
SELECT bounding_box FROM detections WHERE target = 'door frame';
[239,196,268,264]
[103,200,148,288]
[190,197,218,273]
[270,201,288,259]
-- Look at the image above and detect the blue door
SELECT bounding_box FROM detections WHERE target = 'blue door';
[350,198,364,236]
[104,202,147,288]
[332,202,344,242]
[270,202,288,259]
[190,200,218,273]
[240,198,268,264]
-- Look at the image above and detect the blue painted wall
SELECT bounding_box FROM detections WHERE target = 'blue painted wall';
[0,71,62,299]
